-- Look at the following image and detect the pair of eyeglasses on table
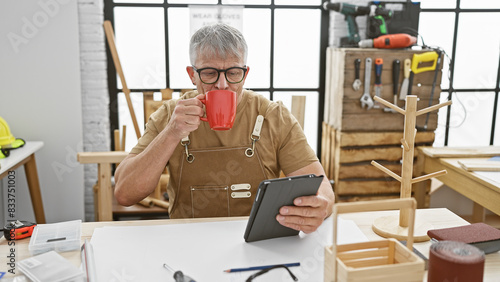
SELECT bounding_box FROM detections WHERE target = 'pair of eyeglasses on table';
[165,263,298,282]
[245,264,298,282]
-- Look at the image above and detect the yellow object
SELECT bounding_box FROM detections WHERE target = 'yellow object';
[411,51,438,74]
[0,116,15,147]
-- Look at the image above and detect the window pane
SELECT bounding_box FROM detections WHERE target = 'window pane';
[273,91,319,154]
[169,0,216,4]
[114,7,166,89]
[222,0,270,4]
[418,12,455,90]
[115,0,163,3]
[168,7,193,89]
[419,0,456,9]
[243,8,271,88]
[274,9,320,88]
[454,13,500,89]
[447,92,494,147]
[117,92,145,152]
[461,0,500,9]
[432,92,451,147]
[275,0,321,5]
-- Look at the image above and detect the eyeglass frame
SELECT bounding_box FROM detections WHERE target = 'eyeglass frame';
[245,265,298,282]
[192,66,248,84]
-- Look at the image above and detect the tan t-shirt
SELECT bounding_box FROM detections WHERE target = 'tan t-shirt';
[131,89,318,186]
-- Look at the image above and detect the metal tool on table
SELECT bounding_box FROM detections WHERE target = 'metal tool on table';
[385,59,400,113]
[407,51,439,97]
[399,59,412,100]
[164,263,197,282]
[373,58,383,109]
[360,57,374,109]
[2,220,36,240]
[352,59,362,91]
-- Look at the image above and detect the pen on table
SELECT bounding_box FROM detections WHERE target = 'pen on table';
[223,262,300,273]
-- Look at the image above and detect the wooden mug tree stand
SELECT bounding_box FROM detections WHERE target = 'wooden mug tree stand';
[370,95,452,242]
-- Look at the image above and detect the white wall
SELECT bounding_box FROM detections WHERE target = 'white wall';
[0,0,84,223]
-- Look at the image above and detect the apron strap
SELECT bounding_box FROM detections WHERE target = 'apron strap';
[245,115,264,158]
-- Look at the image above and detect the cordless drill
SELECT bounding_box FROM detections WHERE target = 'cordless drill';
[322,1,370,47]
[323,2,393,47]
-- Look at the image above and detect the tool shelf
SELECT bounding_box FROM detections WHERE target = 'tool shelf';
[322,48,444,206]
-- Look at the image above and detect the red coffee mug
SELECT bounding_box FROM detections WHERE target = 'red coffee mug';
[200,90,237,130]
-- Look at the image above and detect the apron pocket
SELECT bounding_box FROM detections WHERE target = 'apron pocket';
[190,186,229,218]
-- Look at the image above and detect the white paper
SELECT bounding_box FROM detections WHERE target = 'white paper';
[90,217,367,282]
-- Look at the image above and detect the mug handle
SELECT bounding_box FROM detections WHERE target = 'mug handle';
[200,98,208,122]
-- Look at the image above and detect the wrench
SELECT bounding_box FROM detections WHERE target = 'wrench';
[352,59,362,91]
[360,57,374,109]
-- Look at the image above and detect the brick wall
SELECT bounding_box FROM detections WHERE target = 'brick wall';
[78,0,110,222]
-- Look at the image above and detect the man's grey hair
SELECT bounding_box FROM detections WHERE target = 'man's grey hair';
[189,23,248,66]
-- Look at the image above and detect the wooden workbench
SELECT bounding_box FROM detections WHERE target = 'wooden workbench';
[1,208,499,281]
[416,146,500,222]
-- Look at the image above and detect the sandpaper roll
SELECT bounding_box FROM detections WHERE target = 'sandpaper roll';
[428,240,485,282]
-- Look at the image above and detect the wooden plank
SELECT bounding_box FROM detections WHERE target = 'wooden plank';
[338,163,403,179]
[336,179,431,195]
[77,151,128,164]
[291,95,306,129]
[337,194,430,207]
[331,48,345,128]
[458,159,500,171]
[339,131,435,147]
[344,84,441,100]
[341,98,438,114]
[339,112,438,132]
[336,179,401,195]
[420,146,500,158]
[324,47,332,124]
[339,147,415,163]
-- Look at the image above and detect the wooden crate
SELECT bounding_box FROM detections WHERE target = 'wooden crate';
[324,198,425,282]
[321,124,433,206]
[324,48,442,132]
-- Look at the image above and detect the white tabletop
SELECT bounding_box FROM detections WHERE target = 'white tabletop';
[0,141,44,175]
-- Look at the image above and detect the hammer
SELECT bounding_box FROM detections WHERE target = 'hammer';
[384,59,400,113]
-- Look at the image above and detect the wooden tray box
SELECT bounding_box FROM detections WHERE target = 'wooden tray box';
[324,198,425,282]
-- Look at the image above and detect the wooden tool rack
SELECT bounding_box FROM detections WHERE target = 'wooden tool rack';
[321,48,444,206]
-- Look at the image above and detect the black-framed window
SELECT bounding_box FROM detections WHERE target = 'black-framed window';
[104,0,328,156]
[417,0,500,146]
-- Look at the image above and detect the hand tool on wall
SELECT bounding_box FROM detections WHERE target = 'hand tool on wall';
[164,263,197,282]
[352,59,362,91]
[360,57,374,109]
[373,58,383,109]
[358,33,417,49]
[407,51,439,97]
[399,59,411,100]
[384,59,400,113]
[366,3,393,39]
[422,50,443,130]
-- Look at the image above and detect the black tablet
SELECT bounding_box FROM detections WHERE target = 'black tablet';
[243,174,323,242]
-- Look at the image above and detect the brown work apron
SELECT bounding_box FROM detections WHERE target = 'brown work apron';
[169,115,271,218]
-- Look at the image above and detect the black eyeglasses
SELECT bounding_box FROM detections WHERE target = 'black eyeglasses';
[192,66,247,84]
[246,265,298,282]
